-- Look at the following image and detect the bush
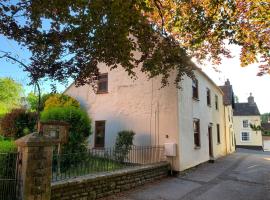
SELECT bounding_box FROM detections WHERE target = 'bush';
[44,94,80,111]
[40,106,91,153]
[0,109,37,139]
[114,130,135,162]
[0,137,16,152]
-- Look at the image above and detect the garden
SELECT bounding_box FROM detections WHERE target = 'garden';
[0,78,139,183]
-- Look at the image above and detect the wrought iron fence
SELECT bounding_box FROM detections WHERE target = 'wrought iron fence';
[52,145,165,182]
[0,152,21,200]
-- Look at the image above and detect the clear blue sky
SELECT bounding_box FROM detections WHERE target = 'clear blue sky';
[0,35,68,95]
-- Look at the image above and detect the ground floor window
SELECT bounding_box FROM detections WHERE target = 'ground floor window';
[95,121,106,148]
[217,124,220,144]
[241,132,250,141]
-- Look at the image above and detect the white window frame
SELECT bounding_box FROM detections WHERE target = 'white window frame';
[243,120,249,128]
[241,132,250,142]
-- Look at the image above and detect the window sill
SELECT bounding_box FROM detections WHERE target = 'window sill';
[96,91,108,94]
[194,146,201,150]
[207,104,211,107]
[193,97,200,101]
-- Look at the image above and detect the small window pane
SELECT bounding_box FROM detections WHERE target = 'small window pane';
[207,88,211,106]
[243,120,249,128]
[193,119,200,147]
[192,79,199,99]
[241,132,250,141]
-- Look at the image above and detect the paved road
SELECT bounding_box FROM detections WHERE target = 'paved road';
[105,149,270,200]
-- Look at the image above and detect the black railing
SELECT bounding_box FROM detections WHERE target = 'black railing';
[52,146,165,182]
[0,152,20,200]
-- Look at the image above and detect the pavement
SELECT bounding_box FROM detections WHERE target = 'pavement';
[103,149,270,200]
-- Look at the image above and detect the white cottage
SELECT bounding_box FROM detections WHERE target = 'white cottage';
[65,63,234,171]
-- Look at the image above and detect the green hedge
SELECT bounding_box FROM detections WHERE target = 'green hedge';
[40,106,92,153]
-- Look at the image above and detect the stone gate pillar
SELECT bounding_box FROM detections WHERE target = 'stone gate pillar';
[15,133,56,200]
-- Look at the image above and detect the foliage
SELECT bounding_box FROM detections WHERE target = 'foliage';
[40,106,91,153]
[44,94,80,111]
[0,78,23,116]
[249,123,262,134]
[0,1,269,87]
[261,113,270,123]
[0,137,16,152]
[26,92,54,111]
[114,130,135,162]
[0,109,37,139]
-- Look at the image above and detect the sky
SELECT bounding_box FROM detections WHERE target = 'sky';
[0,36,269,113]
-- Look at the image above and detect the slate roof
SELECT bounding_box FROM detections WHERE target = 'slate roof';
[219,85,234,106]
[262,123,270,131]
[234,103,260,116]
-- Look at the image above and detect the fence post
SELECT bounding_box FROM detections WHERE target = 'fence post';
[15,133,55,200]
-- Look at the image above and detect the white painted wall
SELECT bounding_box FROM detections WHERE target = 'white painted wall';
[65,64,231,171]
[178,71,227,171]
[233,115,262,147]
[65,63,180,169]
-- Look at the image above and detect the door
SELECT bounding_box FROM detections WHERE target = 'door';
[208,125,213,158]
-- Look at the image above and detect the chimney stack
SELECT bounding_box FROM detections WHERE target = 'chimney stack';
[248,93,255,104]
[225,79,230,86]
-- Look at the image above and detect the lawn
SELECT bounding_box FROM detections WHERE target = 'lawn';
[52,154,128,182]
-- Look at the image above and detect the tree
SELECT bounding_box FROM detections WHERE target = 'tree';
[44,94,80,111]
[0,78,23,116]
[26,92,53,111]
[261,113,270,123]
[0,1,269,88]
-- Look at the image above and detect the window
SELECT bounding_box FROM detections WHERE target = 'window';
[243,120,249,128]
[193,119,200,147]
[207,88,211,106]
[241,132,250,141]
[217,124,221,144]
[192,79,199,99]
[95,121,106,148]
[97,73,108,93]
[215,95,218,110]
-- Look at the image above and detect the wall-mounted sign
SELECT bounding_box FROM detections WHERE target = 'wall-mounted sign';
[38,121,70,144]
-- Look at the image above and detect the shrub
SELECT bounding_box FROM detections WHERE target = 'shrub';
[114,130,135,162]
[44,94,80,111]
[0,109,37,139]
[0,137,16,152]
[40,106,91,153]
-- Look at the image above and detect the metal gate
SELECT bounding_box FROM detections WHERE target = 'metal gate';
[0,152,22,200]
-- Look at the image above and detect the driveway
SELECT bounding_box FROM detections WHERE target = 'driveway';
[104,149,270,200]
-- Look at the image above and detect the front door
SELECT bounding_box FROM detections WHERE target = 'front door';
[208,125,213,158]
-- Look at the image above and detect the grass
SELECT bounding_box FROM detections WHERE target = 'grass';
[52,154,126,182]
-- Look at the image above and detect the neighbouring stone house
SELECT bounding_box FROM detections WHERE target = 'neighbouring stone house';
[65,60,235,171]
[233,94,263,150]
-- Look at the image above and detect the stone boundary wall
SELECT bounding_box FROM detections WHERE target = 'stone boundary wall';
[51,162,169,200]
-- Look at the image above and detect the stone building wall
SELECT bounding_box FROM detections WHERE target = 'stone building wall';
[51,163,169,200]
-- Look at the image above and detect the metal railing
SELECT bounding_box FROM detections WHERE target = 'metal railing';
[0,152,21,200]
[52,145,165,182]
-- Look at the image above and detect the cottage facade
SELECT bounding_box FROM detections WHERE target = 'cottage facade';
[65,63,234,171]
[233,94,263,149]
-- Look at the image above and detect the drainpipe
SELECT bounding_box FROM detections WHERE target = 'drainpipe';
[224,106,228,154]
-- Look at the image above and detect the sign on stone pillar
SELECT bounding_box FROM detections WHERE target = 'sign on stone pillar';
[15,133,57,200]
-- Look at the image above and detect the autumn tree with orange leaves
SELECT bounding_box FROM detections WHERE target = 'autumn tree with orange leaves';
[0,0,269,87]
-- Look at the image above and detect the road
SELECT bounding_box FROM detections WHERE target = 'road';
[104,149,270,200]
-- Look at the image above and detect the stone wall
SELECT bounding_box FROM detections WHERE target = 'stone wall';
[51,162,169,200]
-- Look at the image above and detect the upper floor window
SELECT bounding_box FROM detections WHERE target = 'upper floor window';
[241,132,250,141]
[193,119,201,148]
[192,79,199,99]
[243,120,249,128]
[97,73,108,93]
[207,88,211,106]
[215,95,218,110]
[217,124,221,144]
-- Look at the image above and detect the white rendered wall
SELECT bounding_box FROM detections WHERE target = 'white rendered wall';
[65,63,180,170]
[178,71,227,171]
